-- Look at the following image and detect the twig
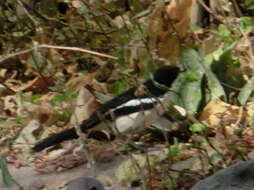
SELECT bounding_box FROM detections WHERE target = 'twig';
[39,44,117,59]
[230,0,243,17]
[0,48,33,64]
[74,123,97,177]
[72,89,97,177]
[239,27,254,68]
[235,106,243,126]
[0,44,117,64]
[198,0,225,24]
[17,0,38,25]
[221,82,241,91]
[80,0,110,41]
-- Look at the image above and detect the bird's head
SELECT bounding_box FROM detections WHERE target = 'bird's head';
[153,65,180,87]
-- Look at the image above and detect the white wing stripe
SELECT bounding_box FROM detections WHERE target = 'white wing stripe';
[114,97,163,110]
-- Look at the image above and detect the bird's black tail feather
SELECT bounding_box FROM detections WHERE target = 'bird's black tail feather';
[32,128,78,152]
[32,114,101,152]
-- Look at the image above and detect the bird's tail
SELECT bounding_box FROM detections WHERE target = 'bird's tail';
[32,114,100,152]
[32,128,78,152]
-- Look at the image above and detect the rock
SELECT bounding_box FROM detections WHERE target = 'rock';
[65,177,105,190]
[191,160,254,190]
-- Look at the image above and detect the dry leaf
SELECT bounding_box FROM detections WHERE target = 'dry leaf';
[21,76,54,93]
[3,95,18,115]
[199,99,245,137]
[72,0,83,8]
[15,119,40,146]
[24,102,58,125]
[148,0,200,62]
[70,87,99,124]
[66,72,98,91]
[5,76,54,93]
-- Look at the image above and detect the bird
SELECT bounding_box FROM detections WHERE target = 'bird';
[32,66,180,152]
[63,177,105,190]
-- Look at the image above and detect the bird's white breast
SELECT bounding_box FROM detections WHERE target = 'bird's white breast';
[114,111,148,133]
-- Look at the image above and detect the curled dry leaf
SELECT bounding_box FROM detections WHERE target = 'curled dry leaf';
[33,143,88,172]
[5,76,54,93]
[33,141,115,172]
[14,119,40,147]
[25,102,58,125]
[4,79,22,92]
[66,72,98,91]
[173,105,187,117]
[92,80,109,95]
[3,95,18,115]
[199,99,247,137]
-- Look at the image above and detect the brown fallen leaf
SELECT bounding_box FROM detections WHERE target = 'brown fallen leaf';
[3,95,19,115]
[199,99,245,137]
[70,87,99,125]
[14,119,40,146]
[21,76,54,93]
[148,0,201,62]
[66,72,98,91]
[24,101,58,125]
[0,84,15,96]
[5,76,54,93]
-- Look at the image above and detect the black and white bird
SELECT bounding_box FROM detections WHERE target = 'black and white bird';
[33,66,180,152]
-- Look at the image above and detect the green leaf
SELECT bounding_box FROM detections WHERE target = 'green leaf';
[129,0,143,12]
[77,5,89,14]
[50,91,77,106]
[239,17,253,34]
[181,72,203,114]
[168,71,202,115]
[203,45,239,101]
[167,138,180,162]
[205,68,226,100]
[181,48,203,72]
[110,79,129,95]
[218,24,231,38]
[0,157,13,187]
[240,0,254,10]
[168,48,226,114]
[238,76,254,105]
[202,55,226,101]
[218,24,236,46]
[12,31,25,37]
[168,48,203,115]
[189,123,206,132]
[31,94,43,104]
[59,109,71,120]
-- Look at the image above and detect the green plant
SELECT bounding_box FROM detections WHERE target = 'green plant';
[0,156,13,187]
